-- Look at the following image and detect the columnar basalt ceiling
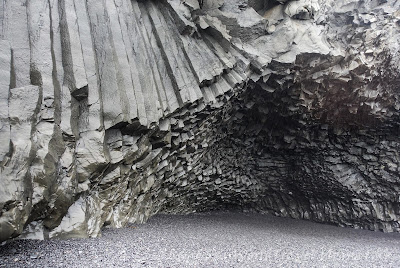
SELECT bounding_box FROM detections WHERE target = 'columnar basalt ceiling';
[0,0,399,241]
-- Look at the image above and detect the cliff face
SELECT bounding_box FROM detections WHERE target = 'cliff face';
[0,0,399,241]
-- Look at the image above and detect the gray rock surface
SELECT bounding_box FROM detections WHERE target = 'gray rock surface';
[0,0,400,241]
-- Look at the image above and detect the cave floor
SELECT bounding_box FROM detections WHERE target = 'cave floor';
[1,212,400,268]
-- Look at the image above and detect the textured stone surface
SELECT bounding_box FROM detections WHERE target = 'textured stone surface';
[0,0,399,241]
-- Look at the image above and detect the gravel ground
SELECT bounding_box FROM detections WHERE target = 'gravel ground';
[1,212,400,267]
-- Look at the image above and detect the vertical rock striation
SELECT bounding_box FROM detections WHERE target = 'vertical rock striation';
[0,0,399,241]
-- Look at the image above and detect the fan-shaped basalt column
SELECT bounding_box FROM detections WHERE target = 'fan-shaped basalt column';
[0,0,399,241]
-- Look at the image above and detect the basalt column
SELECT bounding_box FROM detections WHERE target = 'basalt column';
[0,0,399,241]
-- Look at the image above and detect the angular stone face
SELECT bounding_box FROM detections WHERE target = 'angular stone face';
[0,0,399,241]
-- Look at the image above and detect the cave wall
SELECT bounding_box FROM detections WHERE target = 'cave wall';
[0,0,400,241]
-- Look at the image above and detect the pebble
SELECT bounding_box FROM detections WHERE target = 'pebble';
[0,212,399,268]
[30,253,39,259]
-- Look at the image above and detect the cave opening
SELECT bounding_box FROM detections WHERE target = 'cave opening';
[160,79,400,232]
[2,0,400,244]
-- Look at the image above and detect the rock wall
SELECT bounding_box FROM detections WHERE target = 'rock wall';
[0,0,399,241]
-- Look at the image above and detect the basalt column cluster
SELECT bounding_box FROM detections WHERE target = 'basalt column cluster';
[0,0,399,241]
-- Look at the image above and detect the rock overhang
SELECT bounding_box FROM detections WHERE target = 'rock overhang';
[0,0,399,242]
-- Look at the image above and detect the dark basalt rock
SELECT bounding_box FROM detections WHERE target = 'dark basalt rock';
[0,0,399,241]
